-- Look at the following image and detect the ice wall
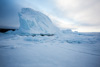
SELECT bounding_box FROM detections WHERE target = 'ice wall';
[17,8,59,34]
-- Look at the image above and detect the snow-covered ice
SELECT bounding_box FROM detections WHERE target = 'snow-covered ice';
[0,32,100,67]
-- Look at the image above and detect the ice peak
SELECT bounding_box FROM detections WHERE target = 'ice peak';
[16,8,59,34]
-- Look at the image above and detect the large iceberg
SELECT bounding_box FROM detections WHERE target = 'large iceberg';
[15,8,59,35]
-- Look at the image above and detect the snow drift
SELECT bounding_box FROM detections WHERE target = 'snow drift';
[14,8,59,35]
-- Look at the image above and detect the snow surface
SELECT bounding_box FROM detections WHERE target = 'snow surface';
[0,32,100,67]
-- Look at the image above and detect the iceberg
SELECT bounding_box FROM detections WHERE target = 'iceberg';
[61,29,73,34]
[15,8,59,35]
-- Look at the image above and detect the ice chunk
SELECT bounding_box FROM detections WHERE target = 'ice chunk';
[16,8,59,35]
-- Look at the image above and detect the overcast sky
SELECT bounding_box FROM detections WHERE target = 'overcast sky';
[0,0,100,32]
[16,0,100,32]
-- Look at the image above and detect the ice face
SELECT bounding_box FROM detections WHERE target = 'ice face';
[17,8,59,34]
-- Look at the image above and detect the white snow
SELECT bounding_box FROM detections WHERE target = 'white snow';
[0,32,100,67]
